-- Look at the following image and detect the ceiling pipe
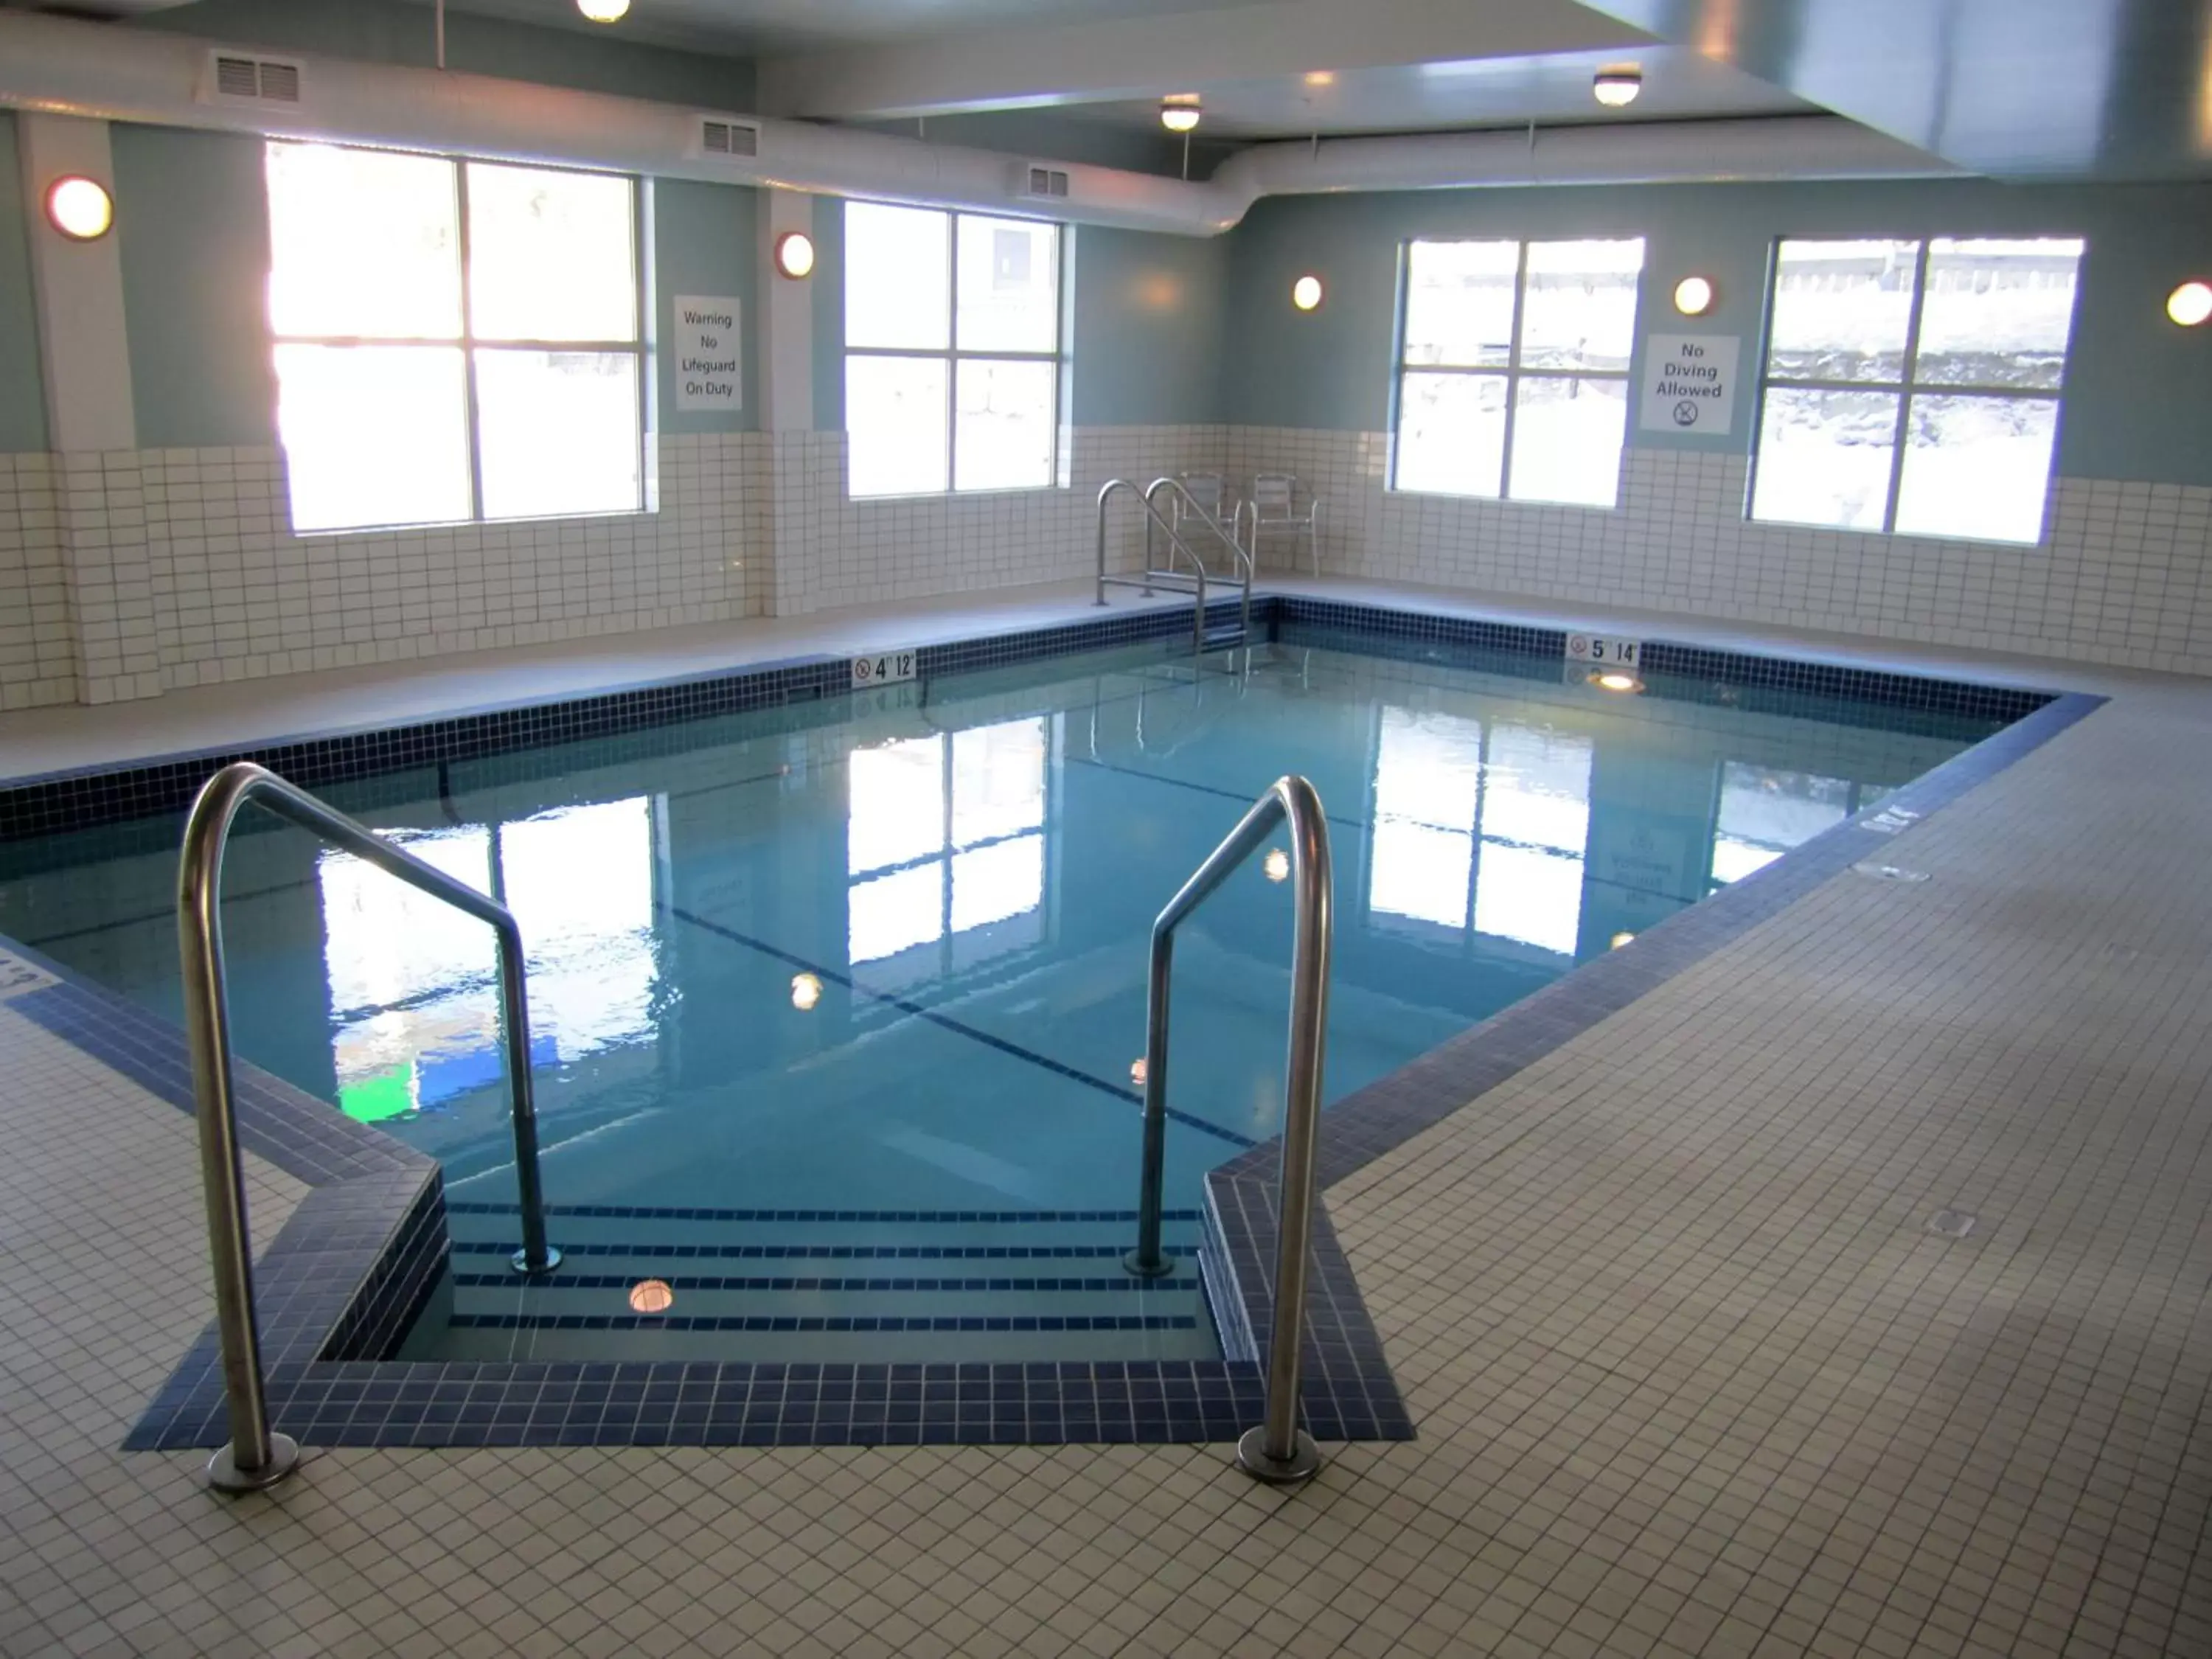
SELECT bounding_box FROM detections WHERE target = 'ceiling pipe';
[0,9,1956,238]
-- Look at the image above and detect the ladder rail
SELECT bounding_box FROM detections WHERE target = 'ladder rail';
[1094,477,1221,653]
[178,760,560,1492]
[1124,775,1333,1485]
[1144,476,1256,646]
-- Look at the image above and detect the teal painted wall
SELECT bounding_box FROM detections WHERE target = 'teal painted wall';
[111,125,276,450]
[651,178,758,434]
[0,114,49,453]
[810,201,1226,431]
[1222,177,2212,485]
[146,0,755,108]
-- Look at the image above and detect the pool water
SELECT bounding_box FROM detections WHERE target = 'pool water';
[0,631,2004,1363]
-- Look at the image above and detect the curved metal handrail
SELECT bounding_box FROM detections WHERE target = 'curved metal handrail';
[1146,476,1256,644]
[1126,775,1332,1484]
[178,761,560,1492]
[1094,478,1211,653]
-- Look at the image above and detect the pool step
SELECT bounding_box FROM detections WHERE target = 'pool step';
[418,1204,1218,1363]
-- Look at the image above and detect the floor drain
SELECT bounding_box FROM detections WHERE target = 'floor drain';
[1854,862,1931,883]
[1927,1209,1977,1239]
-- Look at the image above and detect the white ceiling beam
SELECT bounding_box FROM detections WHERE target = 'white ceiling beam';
[758,0,1653,119]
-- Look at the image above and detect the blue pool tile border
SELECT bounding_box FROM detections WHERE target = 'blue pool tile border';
[0,594,2101,1461]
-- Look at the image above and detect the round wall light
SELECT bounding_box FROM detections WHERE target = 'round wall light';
[1673,275,1715,316]
[45,175,114,242]
[775,230,816,280]
[2167,280,2212,327]
[1290,274,1324,313]
[1161,96,1202,133]
[577,0,630,21]
[1593,66,1643,108]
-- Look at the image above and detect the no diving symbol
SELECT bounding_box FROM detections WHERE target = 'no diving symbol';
[1672,400,1700,428]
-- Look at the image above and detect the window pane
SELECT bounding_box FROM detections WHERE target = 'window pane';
[1893,394,2059,543]
[466,163,636,343]
[1473,844,1582,954]
[1520,238,1644,372]
[275,344,470,532]
[1509,375,1627,507]
[267,142,460,340]
[849,864,943,962]
[1369,819,1471,930]
[1750,386,1899,531]
[1394,372,1506,496]
[846,203,950,350]
[953,359,1055,491]
[1913,238,2082,390]
[849,737,945,874]
[956,215,1057,353]
[474,350,639,521]
[951,720,1046,846]
[1767,239,1920,383]
[847,356,950,497]
[1481,725,1591,853]
[1402,240,1518,368]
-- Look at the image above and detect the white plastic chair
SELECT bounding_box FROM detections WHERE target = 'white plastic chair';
[1245,473,1323,577]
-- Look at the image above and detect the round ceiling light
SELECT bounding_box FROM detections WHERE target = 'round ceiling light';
[1673,275,1715,316]
[2167,280,2212,327]
[577,0,630,20]
[1161,97,1202,133]
[44,175,113,242]
[1593,66,1644,108]
[1290,274,1324,313]
[775,230,817,280]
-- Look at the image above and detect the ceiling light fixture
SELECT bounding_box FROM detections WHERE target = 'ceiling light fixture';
[1290,275,1324,313]
[774,231,816,280]
[1303,70,1337,88]
[1673,275,1715,316]
[577,0,630,21]
[1593,66,1644,108]
[2167,280,2212,327]
[44,175,113,241]
[1161,96,1202,133]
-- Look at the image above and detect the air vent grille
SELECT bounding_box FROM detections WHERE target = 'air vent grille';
[698,118,760,159]
[1025,166,1071,201]
[205,51,305,107]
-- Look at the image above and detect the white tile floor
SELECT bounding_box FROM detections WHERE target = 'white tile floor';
[3,591,2209,1657]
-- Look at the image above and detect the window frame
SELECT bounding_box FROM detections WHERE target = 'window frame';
[1388,236,1644,508]
[1747,236,2080,542]
[841,201,1067,500]
[266,141,650,532]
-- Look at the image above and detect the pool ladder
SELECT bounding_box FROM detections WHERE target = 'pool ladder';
[1125,776,1333,1484]
[177,762,560,1493]
[1094,476,1256,654]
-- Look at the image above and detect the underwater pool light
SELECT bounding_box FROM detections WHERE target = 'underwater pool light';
[790,972,823,1010]
[628,1279,673,1314]
[1593,670,1644,693]
[1263,847,1292,881]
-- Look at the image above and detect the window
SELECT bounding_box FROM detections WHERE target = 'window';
[1368,706,1592,955]
[844,202,1063,498]
[846,720,1049,976]
[1750,237,2083,543]
[266,142,644,534]
[1393,237,1645,507]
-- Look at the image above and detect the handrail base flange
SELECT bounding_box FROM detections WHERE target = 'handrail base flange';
[1122,1248,1179,1279]
[206,1432,299,1494]
[1235,1426,1321,1486]
[512,1245,564,1278]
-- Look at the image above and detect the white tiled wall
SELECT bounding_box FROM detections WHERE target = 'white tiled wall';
[1230,428,2212,673]
[13,422,2211,711]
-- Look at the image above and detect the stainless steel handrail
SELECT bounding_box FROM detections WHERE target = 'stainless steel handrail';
[1125,775,1332,1484]
[1095,478,1213,653]
[178,761,560,1492]
[1144,476,1255,644]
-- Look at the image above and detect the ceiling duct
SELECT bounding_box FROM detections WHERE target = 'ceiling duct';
[0,9,1956,237]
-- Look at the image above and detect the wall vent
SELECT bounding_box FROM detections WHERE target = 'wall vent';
[203,50,305,108]
[1018,164,1071,201]
[693,116,761,161]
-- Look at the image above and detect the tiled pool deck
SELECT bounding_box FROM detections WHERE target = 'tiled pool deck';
[2,580,2208,1657]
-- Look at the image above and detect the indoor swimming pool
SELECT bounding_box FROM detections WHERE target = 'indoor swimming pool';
[0,622,2011,1366]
